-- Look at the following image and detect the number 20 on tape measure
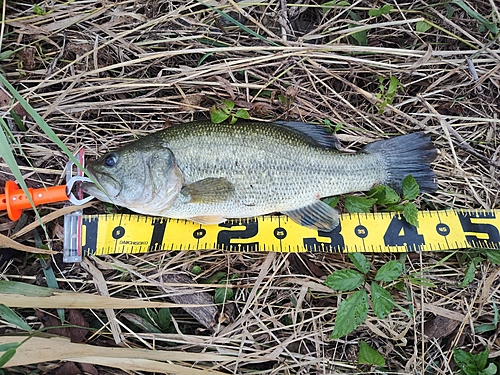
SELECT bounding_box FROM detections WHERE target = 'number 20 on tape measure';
[62,209,500,261]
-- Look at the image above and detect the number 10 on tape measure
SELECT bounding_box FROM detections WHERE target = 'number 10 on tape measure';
[62,209,500,262]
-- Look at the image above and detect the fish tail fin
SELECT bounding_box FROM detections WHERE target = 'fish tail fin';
[363,132,438,193]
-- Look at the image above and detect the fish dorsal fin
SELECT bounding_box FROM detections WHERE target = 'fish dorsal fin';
[273,121,341,149]
[181,177,235,203]
[283,200,339,231]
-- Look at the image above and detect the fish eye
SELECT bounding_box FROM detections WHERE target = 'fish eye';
[104,153,118,167]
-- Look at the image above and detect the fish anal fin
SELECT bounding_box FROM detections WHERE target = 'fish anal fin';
[283,200,339,231]
[181,177,235,203]
[190,215,227,225]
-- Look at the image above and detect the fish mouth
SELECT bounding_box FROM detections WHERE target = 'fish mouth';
[81,171,122,203]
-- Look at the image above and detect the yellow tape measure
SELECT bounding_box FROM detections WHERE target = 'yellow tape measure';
[71,209,500,258]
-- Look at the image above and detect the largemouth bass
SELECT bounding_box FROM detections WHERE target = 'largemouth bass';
[82,121,437,230]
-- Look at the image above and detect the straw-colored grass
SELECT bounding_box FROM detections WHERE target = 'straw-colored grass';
[1,0,499,374]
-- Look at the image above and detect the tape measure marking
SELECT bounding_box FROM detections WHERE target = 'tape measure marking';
[80,210,500,256]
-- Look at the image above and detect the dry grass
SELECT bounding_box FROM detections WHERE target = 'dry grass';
[1,0,499,374]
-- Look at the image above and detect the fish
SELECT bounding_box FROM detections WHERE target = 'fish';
[81,121,438,231]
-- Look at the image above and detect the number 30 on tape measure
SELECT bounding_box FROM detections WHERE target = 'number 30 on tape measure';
[62,209,500,261]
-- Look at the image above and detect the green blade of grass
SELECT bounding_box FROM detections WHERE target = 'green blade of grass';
[0,304,31,331]
[34,229,65,323]
[452,0,499,34]
[0,116,38,217]
[196,0,281,47]
[0,73,87,172]
[0,73,106,215]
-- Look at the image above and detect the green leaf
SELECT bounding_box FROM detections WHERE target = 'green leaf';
[191,265,202,275]
[460,257,482,288]
[475,287,498,333]
[375,76,402,113]
[210,104,229,124]
[348,26,367,47]
[460,261,476,288]
[377,75,385,94]
[323,196,340,208]
[0,347,17,367]
[416,21,433,33]
[374,260,403,282]
[402,175,420,200]
[0,50,13,60]
[393,281,405,291]
[154,308,171,332]
[347,12,367,46]
[325,269,364,292]
[403,202,419,228]
[453,347,490,374]
[234,108,249,119]
[348,253,370,274]
[0,343,20,352]
[358,340,386,366]
[368,4,393,17]
[368,185,400,205]
[215,286,234,304]
[380,4,393,14]
[370,282,395,319]
[386,76,402,99]
[0,304,31,332]
[445,4,455,18]
[221,99,235,112]
[330,289,368,338]
[33,4,46,15]
[203,271,227,284]
[277,94,290,106]
[0,281,54,296]
[9,110,26,132]
[452,0,499,35]
[345,196,377,213]
[408,276,436,287]
[481,363,497,375]
[122,312,161,333]
[384,203,405,212]
[482,249,500,264]
[321,0,350,15]
[474,323,497,334]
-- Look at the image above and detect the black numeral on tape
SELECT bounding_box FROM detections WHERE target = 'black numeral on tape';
[217,219,259,251]
[82,217,98,256]
[149,218,168,251]
[458,212,500,248]
[383,214,424,251]
[303,223,345,252]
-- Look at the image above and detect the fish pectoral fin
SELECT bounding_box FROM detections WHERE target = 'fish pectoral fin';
[190,215,227,225]
[283,200,339,231]
[181,177,235,203]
